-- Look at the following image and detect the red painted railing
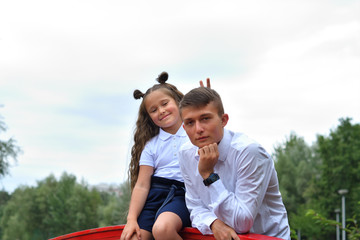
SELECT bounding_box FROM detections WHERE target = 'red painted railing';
[49,225,284,240]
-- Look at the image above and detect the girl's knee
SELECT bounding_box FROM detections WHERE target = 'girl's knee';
[152,220,172,237]
[152,213,182,239]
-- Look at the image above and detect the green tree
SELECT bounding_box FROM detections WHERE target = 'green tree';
[0,190,11,237]
[0,116,21,178]
[273,132,322,238]
[307,204,360,240]
[273,118,360,239]
[274,132,317,213]
[310,118,360,238]
[98,181,131,226]
[0,172,102,240]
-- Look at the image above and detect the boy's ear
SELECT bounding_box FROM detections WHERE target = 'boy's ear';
[221,114,229,127]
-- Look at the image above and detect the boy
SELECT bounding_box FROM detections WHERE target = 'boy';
[179,87,290,240]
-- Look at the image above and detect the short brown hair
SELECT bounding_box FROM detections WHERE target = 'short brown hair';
[180,87,224,116]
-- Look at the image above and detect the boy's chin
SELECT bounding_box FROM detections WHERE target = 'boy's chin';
[193,140,220,149]
[194,142,209,149]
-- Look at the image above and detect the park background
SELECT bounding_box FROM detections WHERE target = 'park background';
[0,0,359,239]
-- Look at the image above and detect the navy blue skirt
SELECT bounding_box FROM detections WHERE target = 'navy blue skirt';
[137,176,191,232]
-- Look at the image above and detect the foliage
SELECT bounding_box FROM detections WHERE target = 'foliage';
[314,118,360,218]
[0,116,22,178]
[273,132,318,214]
[97,181,131,226]
[0,173,103,240]
[0,190,11,237]
[0,172,131,239]
[273,132,323,238]
[273,118,360,239]
[306,206,360,240]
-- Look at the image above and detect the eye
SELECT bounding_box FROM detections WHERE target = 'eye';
[184,121,194,126]
[162,101,168,106]
[201,117,210,122]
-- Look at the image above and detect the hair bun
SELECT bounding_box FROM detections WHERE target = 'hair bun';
[156,72,168,84]
[133,89,145,99]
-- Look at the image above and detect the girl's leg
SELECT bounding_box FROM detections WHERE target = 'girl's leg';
[152,212,183,240]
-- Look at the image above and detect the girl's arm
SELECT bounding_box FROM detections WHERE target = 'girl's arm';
[120,165,154,240]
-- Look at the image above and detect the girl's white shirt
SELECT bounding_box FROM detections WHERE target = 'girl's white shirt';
[139,126,188,182]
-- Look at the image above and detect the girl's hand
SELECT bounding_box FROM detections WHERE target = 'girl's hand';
[120,220,141,240]
[199,78,211,88]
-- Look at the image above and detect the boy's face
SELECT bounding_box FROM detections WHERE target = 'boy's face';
[181,102,228,148]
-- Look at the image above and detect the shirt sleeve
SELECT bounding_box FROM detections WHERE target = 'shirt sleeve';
[207,143,273,233]
[185,186,218,234]
[139,142,155,167]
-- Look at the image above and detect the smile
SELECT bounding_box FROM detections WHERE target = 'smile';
[160,113,170,121]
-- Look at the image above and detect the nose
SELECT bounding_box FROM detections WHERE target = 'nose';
[158,106,166,114]
[195,121,204,134]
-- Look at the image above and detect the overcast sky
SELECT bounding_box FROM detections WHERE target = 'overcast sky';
[1,0,359,193]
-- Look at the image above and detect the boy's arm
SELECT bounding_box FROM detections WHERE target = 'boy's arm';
[179,143,272,235]
[179,147,218,235]
[184,184,218,234]
[205,144,273,233]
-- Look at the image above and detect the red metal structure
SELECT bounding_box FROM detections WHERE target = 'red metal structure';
[49,225,283,240]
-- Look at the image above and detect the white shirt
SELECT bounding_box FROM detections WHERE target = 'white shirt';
[140,126,188,182]
[179,129,290,240]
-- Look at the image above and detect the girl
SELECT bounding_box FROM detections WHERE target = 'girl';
[121,72,194,240]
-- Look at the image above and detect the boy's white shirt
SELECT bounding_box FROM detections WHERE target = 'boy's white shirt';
[179,128,290,240]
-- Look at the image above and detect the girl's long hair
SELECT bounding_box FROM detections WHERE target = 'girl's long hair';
[129,72,184,190]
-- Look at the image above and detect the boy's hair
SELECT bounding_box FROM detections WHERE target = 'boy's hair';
[180,87,224,116]
[129,72,183,190]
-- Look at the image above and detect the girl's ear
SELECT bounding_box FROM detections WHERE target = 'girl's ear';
[221,114,229,128]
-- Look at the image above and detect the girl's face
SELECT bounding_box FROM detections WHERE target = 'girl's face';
[144,89,182,134]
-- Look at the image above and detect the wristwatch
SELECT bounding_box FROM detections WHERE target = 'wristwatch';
[203,173,220,186]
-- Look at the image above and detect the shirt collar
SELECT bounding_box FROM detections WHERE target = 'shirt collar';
[218,128,231,162]
[158,125,187,140]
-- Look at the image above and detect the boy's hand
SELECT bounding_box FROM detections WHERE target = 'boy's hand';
[198,143,219,179]
[211,219,240,240]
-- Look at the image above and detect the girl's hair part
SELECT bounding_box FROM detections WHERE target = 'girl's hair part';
[128,71,183,190]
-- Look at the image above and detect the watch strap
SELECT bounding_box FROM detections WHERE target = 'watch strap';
[203,173,220,186]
